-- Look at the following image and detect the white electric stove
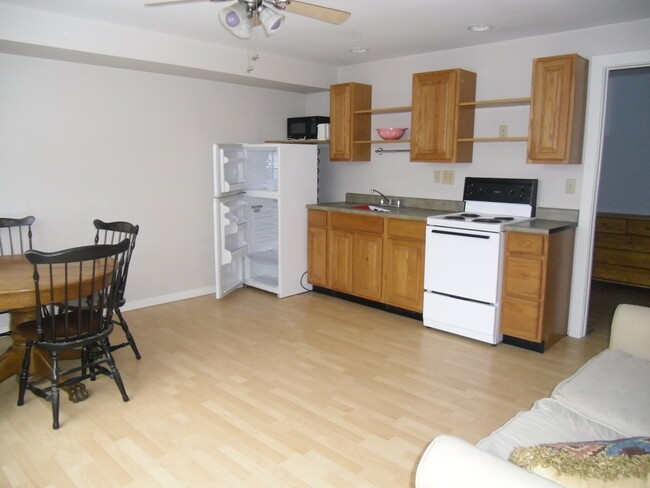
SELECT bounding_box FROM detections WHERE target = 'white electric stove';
[423,177,538,344]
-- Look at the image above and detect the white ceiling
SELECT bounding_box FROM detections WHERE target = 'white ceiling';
[3,0,650,66]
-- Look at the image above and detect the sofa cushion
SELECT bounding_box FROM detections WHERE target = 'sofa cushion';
[551,349,650,437]
[477,398,625,460]
[509,437,650,488]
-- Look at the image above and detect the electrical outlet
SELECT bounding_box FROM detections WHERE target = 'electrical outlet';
[442,170,455,185]
[434,170,441,183]
[565,178,576,194]
[499,125,508,138]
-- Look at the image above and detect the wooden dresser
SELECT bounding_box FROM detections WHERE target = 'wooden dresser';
[593,214,650,288]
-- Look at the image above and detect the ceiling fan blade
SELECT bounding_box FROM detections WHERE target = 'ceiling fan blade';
[145,0,226,7]
[283,1,351,25]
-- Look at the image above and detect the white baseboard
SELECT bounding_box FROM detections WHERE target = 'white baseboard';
[121,286,216,312]
[0,313,9,334]
[0,287,216,333]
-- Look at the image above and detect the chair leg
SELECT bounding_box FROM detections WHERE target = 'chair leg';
[50,351,61,429]
[98,339,129,402]
[114,308,141,360]
[17,340,33,406]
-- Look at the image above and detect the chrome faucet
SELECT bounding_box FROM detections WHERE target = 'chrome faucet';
[371,189,401,207]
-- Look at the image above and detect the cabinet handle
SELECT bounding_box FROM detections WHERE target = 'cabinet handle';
[429,229,490,239]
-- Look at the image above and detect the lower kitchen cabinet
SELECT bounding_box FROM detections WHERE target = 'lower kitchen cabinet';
[384,219,425,311]
[307,209,328,287]
[500,229,575,351]
[307,209,425,313]
[352,232,384,301]
[328,211,384,301]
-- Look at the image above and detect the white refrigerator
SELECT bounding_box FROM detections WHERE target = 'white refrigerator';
[212,143,317,299]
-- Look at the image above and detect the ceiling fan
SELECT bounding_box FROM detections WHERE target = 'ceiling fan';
[145,0,351,39]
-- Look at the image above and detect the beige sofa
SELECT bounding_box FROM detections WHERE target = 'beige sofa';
[415,304,650,487]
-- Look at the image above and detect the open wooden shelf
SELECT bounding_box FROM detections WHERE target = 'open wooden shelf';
[354,139,410,144]
[354,105,411,115]
[459,97,531,107]
[458,136,528,142]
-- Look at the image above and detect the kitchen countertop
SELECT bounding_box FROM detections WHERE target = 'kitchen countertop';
[306,201,450,221]
[506,219,577,234]
[307,194,578,233]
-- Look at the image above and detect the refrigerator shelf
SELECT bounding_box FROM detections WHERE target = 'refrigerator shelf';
[248,249,278,264]
[223,243,249,264]
[246,275,278,293]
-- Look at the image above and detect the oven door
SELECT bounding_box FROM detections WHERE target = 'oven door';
[424,225,502,304]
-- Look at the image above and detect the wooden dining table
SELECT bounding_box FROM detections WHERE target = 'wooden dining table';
[0,254,115,402]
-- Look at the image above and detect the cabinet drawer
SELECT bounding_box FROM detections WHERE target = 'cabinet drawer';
[500,297,540,342]
[593,247,650,270]
[507,232,545,256]
[593,263,650,287]
[308,209,327,227]
[387,219,425,241]
[503,256,544,299]
[627,219,650,237]
[596,217,626,234]
[595,233,650,253]
[330,212,384,234]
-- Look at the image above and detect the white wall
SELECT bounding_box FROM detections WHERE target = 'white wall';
[0,53,307,309]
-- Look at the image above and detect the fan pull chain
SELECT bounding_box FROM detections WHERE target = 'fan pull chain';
[247,29,260,73]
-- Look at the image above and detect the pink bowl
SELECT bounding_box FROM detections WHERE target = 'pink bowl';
[377,127,407,140]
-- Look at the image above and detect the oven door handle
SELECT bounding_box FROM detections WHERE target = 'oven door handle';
[429,229,491,239]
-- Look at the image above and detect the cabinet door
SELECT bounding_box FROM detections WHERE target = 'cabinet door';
[528,54,589,164]
[352,233,383,301]
[328,229,354,292]
[329,83,371,162]
[307,210,328,286]
[384,237,424,312]
[410,69,476,162]
[307,225,328,287]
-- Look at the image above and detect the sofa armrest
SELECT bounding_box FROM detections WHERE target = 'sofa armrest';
[610,304,650,360]
[415,435,562,488]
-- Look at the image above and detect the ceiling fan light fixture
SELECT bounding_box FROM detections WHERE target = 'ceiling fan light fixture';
[219,2,252,39]
[258,5,285,35]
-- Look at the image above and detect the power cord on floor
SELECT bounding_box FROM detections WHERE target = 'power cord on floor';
[300,271,311,291]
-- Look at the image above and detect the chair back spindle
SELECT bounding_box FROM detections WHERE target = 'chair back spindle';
[0,216,35,256]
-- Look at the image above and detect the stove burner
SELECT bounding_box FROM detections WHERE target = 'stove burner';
[472,218,502,223]
[444,216,467,221]
[461,213,480,218]
[494,216,514,222]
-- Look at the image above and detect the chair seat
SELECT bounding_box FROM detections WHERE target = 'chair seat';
[15,311,113,349]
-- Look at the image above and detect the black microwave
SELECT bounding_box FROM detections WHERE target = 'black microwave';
[287,116,329,140]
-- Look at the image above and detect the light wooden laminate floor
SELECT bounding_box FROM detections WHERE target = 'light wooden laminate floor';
[0,288,611,487]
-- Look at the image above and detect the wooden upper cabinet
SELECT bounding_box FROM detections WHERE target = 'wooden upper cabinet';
[527,54,589,164]
[410,69,476,163]
[329,82,371,162]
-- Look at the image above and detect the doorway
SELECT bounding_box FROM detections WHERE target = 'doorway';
[569,49,650,339]
[587,66,650,335]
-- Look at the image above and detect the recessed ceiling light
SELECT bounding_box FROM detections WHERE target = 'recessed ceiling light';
[349,47,369,54]
[468,24,492,32]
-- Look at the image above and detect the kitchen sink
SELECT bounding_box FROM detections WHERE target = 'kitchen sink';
[352,204,391,213]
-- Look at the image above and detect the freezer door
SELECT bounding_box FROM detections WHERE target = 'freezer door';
[214,195,249,299]
[213,144,246,197]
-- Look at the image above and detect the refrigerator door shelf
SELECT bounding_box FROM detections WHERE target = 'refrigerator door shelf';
[243,189,279,200]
